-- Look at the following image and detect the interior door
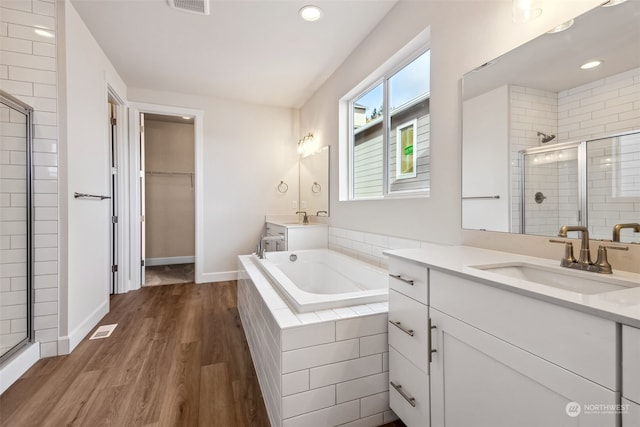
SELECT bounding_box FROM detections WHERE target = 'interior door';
[140,113,146,284]
[109,101,118,294]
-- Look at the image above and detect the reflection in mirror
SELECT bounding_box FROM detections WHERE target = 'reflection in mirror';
[299,146,329,217]
[0,90,33,363]
[462,0,640,243]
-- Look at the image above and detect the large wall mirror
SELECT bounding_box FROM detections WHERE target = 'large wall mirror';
[299,146,329,217]
[462,0,640,243]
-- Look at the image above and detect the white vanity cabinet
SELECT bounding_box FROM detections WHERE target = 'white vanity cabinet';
[264,222,327,252]
[387,257,431,426]
[429,269,619,427]
[623,325,640,426]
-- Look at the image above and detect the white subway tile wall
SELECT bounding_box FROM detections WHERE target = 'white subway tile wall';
[238,256,398,427]
[328,227,425,269]
[1,0,59,357]
[587,133,640,243]
[509,85,558,234]
[510,68,640,238]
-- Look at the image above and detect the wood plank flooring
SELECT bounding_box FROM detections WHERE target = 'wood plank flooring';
[1,281,406,427]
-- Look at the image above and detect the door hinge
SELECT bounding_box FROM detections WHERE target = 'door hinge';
[111,117,117,126]
[140,125,144,133]
[112,216,118,224]
[111,265,118,273]
[141,260,145,267]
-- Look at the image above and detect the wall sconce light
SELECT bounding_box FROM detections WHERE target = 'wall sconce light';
[512,0,542,23]
[298,133,317,157]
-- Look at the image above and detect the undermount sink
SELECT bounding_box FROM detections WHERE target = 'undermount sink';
[470,262,640,295]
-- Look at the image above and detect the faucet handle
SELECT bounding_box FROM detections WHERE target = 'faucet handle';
[594,244,628,274]
[549,239,576,267]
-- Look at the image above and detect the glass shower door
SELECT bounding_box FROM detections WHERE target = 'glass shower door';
[586,132,640,242]
[521,143,582,236]
[0,91,33,363]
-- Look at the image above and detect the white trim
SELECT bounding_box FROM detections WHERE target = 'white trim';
[146,256,195,266]
[0,343,40,394]
[339,27,431,201]
[127,102,205,288]
[107,85,130,295]
[59,299,110,354]
[201,270,239,283]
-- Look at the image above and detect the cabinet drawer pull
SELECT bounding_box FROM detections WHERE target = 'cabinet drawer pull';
[389,320,414,337]
[390,381,416,407]
[389,274,414,286]
[428,318,436,363]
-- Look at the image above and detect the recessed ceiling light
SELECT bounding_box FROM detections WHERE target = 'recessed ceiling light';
[601,0,628,7]
[182,116,191,120]
[34,29,54,38]
[580,60,603,70]
[547,19,574,34]
[299,5,323,22]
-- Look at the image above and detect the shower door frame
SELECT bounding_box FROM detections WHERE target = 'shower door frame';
[0,91,34,364]
[519,141,588,235]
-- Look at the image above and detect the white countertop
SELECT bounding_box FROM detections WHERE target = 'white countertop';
[384,244,640,328]
[267,221,327,229]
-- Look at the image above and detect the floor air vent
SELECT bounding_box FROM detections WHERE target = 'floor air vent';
[168,0,210,15]
[90,324,118,340]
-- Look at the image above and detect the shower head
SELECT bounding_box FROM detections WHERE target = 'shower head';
[537,131,556,143]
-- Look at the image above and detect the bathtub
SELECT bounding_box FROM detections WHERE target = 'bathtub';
[251,249,388,313]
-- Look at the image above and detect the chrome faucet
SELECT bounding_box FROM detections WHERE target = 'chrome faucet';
[257,235,284,259]
[613,223,640,242]
[296,211,309,224]
[553,225,628,274]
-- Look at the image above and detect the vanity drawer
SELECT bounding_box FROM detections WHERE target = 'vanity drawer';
[388,257,428,304]
[389,346,430,427]
[623,325,640,403]
[265,223,287,251]
[389,289,430,374]
[430,269,617,390]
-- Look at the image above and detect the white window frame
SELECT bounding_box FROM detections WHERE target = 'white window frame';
[339,28,431,201]
[396,119,418,180]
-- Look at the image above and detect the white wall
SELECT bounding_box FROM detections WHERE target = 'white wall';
[57,0,127,352]
[128,88,298,280]
[299,0,603,243]
[462,85,510,232]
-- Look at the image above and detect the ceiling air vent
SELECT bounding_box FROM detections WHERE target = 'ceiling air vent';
[168,0,210,16]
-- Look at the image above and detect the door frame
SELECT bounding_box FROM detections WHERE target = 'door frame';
[127,102,204,291]
[107,86,128,295]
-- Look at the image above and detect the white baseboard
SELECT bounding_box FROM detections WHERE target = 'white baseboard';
[198,270,238,283]
[59,299,110,354]
[0,342,40,395]
[146,256,195,267]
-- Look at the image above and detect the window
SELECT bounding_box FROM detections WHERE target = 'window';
[346,48,430,200]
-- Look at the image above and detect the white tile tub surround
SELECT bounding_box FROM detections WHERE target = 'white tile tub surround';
[328,227,437,270]
[1,0,59,365]
[237,255,398,427]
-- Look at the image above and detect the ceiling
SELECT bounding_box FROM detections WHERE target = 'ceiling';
[71,0,398,108]
[463,0,640,100]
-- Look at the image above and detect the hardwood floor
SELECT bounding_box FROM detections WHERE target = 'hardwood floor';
[1,281,406,427]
